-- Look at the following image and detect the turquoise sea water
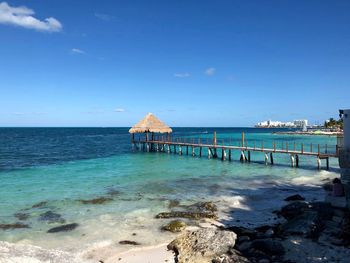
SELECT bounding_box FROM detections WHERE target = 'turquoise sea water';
[0,128,340,256]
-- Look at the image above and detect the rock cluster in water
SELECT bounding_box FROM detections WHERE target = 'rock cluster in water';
[78,197,113,204]
[156,201,218,220]
[162,220,187,233]
[47,223,79,233]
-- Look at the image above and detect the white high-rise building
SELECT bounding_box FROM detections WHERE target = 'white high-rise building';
[293,120,308,128]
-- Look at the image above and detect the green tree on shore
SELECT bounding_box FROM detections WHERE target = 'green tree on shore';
[324,118,343,129]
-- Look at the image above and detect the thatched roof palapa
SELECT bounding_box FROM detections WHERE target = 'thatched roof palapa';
[129,113,172,134]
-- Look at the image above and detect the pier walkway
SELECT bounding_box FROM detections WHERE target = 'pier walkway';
[131,133,339,170]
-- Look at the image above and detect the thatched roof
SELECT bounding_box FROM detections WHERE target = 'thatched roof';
[129,113,172,134]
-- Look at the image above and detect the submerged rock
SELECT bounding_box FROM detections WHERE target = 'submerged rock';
[162,220,187,233]
[31,201,47,208]
[47,223,79,233]
[168,228,237,263]
[284,194,305,201]
[156,211,217,220]
[119,240,140,245]
[156,201,218,220]
[168,200,180,209]
[186,201,218,213]
[14,212,30,221]
[39,211,65,224]
[79,197,113,204]
[280,201,309,220]
[0,223,29,230]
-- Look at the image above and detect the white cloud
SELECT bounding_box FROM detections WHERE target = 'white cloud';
[0,2,62,32]
[174,73,190,78]
[205,67,216,76]
[94,13,114,21]
[114,108,125,112]
[71,48,85,54]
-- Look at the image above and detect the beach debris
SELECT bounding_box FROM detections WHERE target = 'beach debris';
[14,212,30,221]
[31,201,48,208]
[284,194,305,201]
[39,211,65,224]
[0,223,29,230]
[119,240,140,245]
[47,223,79,233]
[162,220,187,233]
[168,228,237,263]
[78,197,113,205]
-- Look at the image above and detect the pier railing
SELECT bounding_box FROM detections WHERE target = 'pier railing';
[132,132,339,170]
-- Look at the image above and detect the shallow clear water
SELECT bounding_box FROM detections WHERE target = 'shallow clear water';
[0,128,340,255]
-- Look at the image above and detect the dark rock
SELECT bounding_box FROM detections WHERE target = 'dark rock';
[309,202,333,220]
[284,194,305,202]
[280,201,309,220]
[156,211,217,220]
[186,201,217,213]
[32,201,47,208]
[168,228,237,263]
[79,197,113,204]
[39,211,65,224]
[224,226,258,239]
[251,239,285,256]
[281,211,323,239]
[255,225,271,233]
[47,223,79,233]
[162,220,187,233]
[157,201,218,220]
[0,223,29,230]
[119,240,140,245]
[14,212,30,221]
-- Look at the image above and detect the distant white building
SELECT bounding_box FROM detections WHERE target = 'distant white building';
[293,120,308,128]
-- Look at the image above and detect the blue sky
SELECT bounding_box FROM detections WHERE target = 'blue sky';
[0,0,349,127]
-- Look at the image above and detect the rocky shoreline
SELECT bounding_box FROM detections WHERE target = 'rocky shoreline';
[159,196,350,263]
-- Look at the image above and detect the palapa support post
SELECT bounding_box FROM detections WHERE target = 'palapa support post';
[270,152,274,165]
[264,153,269,165]
[221,148,226,161]
[290,154,295,167]
[174,144,176,154]
[295,154,299,168]
[213,131,218,159]
[242,132,245,147]
[240,151,246,162]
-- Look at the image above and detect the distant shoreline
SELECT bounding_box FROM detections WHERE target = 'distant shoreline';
[273,131,343,136]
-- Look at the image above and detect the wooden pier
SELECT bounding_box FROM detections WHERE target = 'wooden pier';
[129,113,339,170]
[131,133,338,170]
